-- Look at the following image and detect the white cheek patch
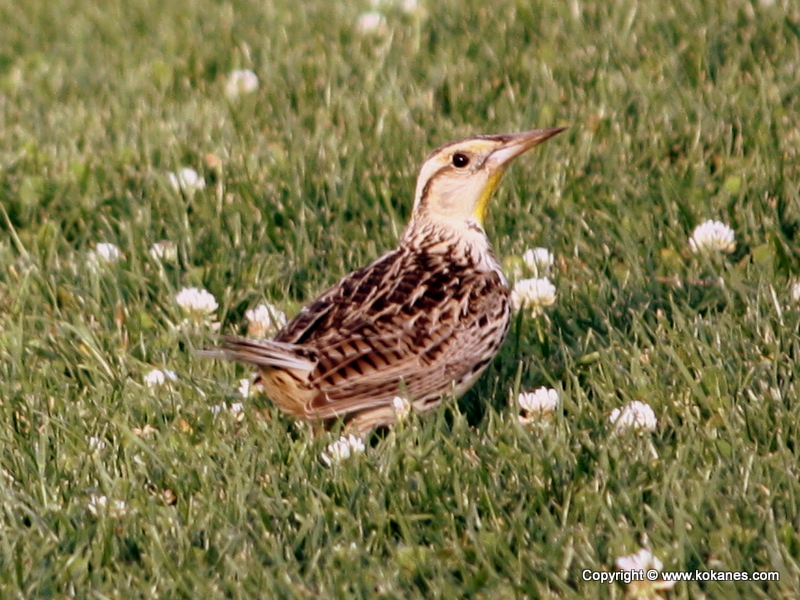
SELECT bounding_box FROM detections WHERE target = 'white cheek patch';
[436,176,478,216]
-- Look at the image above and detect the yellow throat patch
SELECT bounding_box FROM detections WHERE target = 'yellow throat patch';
[471,169,506,226]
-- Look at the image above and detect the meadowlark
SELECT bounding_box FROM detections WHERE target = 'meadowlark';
[209,127,565,435]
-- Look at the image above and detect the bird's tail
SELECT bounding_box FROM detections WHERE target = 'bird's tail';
[200,335,316,372]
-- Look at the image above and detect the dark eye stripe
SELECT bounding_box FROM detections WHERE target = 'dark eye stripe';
[418,165,451,207]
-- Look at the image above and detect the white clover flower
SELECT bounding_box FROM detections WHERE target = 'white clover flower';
[791,281,800,303]
[210,402,244,420]
[168,168,205,193]
[175,287,218,315]
[143,368,178,388]
[511,277,557,316]
[689,220,736,254]
[149,241,178,262]
[356,11,387,34]
[132,424,158,438]
[225,69,259,100]
[238,378,252,398]
[87,494,128,518]
[522,247,554,276]
[370,0,420,12]
[91,242,122,264]
[616,548,663,572]
[616,548,675,597]
[392,396,412,421]
[321,435,366,466]
[518,387,559,416]
[610,401,658,434]
[246,303,287,338]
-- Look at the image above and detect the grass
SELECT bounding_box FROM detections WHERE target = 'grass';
[1,0,800,597]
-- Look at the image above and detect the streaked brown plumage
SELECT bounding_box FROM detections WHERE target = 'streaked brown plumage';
[209,127,565,435]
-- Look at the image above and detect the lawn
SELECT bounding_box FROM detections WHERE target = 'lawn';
[1,0,799,597]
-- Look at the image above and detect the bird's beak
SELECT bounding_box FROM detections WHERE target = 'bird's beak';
[486,126,567,170]
[471,126,566,224]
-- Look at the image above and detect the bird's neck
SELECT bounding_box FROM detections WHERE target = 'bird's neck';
[400,216,506,281]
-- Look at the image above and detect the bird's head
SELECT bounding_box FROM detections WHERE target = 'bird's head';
[410,127,566,231]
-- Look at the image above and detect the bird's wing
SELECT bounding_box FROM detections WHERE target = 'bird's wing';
[302,265,510,420]
[273,248,408,346]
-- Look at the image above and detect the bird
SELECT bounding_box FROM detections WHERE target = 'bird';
[207,127,565,435]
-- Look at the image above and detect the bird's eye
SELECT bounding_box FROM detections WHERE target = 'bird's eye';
[452,153,470,168]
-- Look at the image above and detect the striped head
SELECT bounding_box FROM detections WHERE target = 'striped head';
[410,127,565,231]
